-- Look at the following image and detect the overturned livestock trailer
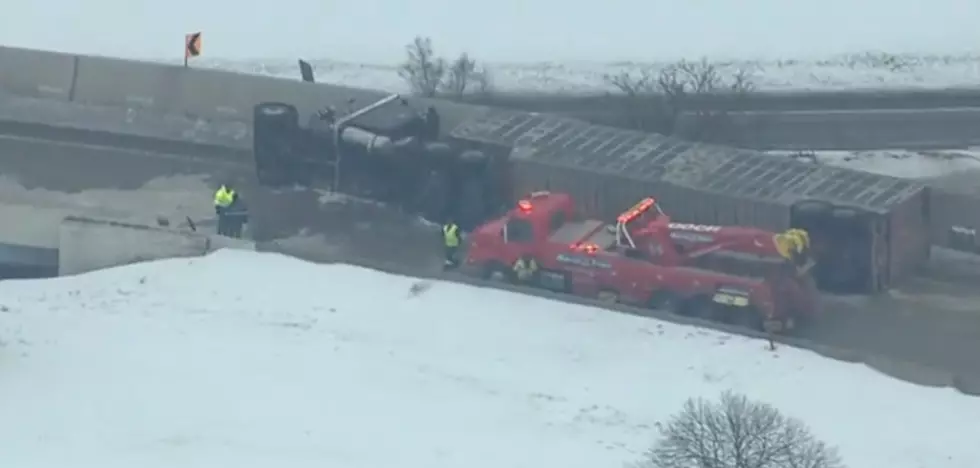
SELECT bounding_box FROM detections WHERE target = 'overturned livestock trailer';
[925,169,980,254]
[449,108,930,294]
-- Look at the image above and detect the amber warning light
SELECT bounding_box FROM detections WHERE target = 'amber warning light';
[617,197,656,224]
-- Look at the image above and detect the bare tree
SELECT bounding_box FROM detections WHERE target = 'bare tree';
[399,37,495,98]
[603,58,756,143]
[639,391,844,468]
[398,36,446,97]
[471,64,494,95]
[441,53,478,99]
[604,66,687,135]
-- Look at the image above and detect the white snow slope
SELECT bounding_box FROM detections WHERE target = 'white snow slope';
[768,149,980,179]
[1,250,978,468]
[3,0,980,92]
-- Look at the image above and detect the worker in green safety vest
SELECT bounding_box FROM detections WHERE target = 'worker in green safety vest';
[214,184,236,236]
[442,219,461,269]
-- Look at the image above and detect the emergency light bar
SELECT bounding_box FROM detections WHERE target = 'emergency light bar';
[617,197,657,224]
[515,191,551,214]
[570,242,599,254]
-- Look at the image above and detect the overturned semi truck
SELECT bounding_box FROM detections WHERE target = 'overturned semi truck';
[252,96,498,229]
[252,98,932,295]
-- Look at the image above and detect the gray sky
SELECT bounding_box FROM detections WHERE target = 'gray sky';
[2,0,978,62]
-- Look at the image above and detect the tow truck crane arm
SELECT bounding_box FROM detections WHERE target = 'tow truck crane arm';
[615,197,664,249]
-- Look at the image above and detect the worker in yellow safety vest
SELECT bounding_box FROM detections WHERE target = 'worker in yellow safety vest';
[775,228,812,269]
[214,184,236,236]
[442,219,461,269]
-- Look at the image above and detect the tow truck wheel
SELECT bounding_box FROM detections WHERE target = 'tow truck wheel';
[681,295,722,321]
[481,261,512,283]
[733,307,764,331]
[597,290,619,304]
[649,291,682,315]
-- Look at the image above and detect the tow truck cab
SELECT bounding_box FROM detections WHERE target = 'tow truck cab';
[465,192,817,331]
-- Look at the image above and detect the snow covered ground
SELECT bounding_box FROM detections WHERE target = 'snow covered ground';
[768,149,980,179]
[3,0,980,92]
[1,250,978,468]
[195,53,980,94]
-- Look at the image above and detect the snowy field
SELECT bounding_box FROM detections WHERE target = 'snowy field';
[1,250,978,468]
[3,0,980,92]
[184,54,980,94]
[769,149,980,179]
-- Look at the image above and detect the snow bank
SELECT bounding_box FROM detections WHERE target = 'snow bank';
[768,149,980,179]
[196,54,980,94]
[1,250,977,468]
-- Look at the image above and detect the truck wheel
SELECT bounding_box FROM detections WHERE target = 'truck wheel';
[733,307,764,331]
[254,102,299,124]
[597,289,619,304]
[253,102,301,188]
[831,207,861,221]
[649,291,683,315]
[792,200,832,217]
[481,261,512,283]
[680,295,721,321]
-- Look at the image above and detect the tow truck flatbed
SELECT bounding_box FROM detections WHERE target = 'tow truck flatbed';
[549,220,617,250]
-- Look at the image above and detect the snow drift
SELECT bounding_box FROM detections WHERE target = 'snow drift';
[0,250,977,468]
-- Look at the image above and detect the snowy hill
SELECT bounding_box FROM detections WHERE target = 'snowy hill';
[1,250,977,468]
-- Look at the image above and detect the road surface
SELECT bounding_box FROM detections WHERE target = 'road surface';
[470,92,980,150]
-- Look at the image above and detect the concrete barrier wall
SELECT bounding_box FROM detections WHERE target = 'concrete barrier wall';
[0,202,70,249]
[0,46,76,100]
[58,215,257,276]
[58,215,210,275]
[1,46,485,132]
[69,53,388,122]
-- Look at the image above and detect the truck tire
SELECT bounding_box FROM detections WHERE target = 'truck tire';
[792,200,832,217]
[831,207,862,221]
[253,102,301,187]
[733,307,764,331]
[680,294,722,321]
[255,102,300,125]
[649,291,683,315]
[481,261,513,283]
[597,289,620,304]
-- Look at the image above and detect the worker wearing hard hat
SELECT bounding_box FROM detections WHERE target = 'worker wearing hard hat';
[214,184,236,236]
[442,218,461,269]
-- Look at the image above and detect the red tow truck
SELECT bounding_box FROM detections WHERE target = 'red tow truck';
[463,191,818,332]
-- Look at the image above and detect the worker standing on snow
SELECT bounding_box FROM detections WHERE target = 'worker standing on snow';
[214,184,236,236]
[442,218,461,269]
